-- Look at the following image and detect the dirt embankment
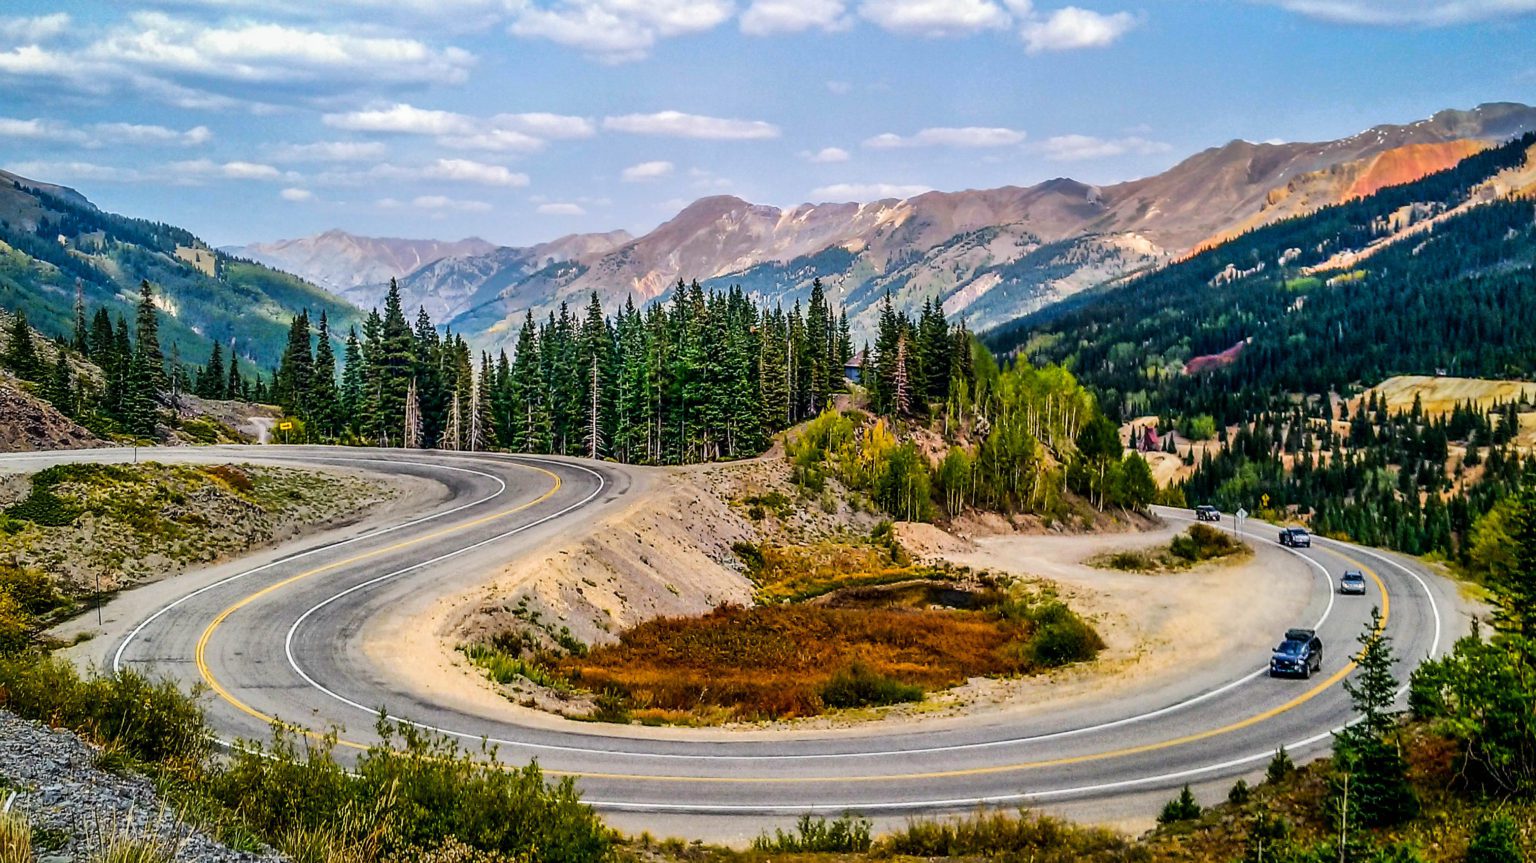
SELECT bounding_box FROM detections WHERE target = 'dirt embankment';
[0,372,103,453]
[0,462,405,593]
[449,457,888,654]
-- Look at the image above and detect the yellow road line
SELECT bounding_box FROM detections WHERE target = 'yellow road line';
[540,559,1392,784]
[194,464,562,737]
[197,500,1391,785]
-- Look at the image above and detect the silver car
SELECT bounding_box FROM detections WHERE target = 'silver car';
[1339,570,1367,595]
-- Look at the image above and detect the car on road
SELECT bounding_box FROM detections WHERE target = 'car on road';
[1339,570,1367,595]
[1278,527,1312,548]
[1195,505,1221,522]
[1270,628,1324,678]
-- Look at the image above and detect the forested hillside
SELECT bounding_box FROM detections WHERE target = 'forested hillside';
[0,171,360,369]
[986,132,1536,560]
[988,131,1536,421]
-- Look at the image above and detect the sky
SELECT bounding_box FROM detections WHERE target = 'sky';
[1,0,1534,248]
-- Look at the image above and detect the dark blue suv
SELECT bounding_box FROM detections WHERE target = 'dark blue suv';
[1270,628,1323,678]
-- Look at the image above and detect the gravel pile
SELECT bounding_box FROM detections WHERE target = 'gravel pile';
[0,710,274,863]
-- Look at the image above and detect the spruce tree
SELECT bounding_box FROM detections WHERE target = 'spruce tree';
[311,311,340,438]
[3,310,42,380]
[133,280,166,395]
[1332,607,1417,827]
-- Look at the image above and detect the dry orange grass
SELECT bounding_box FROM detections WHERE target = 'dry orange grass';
[557,603,1029,721]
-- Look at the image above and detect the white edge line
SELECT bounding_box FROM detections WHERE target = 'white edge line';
[111,451,509,674]
[279,507,1342,763]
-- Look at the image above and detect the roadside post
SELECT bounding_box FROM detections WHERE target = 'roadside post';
[1235,507,1248,540]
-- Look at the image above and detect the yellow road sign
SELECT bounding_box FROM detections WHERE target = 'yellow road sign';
[278,421,294,431]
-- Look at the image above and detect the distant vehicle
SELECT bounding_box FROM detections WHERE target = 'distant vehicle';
[1278,527,1312,548]
[1339,570,1367,595]
[1195,505,1221,522]
[1271,628,1324,678]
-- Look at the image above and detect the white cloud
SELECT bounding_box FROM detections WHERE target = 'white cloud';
[424,158,530,187]
[93,122,214,146]
[89,13,475,86]
[603,110,781,140]
[324,103,477,135]
[621,160,676,181]
[1034,133,1170,160]
[508,0,735,62]
[0,13,71,43]
[1021,6,1136,51]
[437,129,545,153]
[857,0,1011,35]
[741,0,852,34]
[326,105,591,153]
[280,187,314,201]
[1252,0,1536,25]
[489,112,596,139]
[6,160,145,183]
[0,117,211,148]
[537,202,587,215]
[812,181,933,200]
[271,140,388,162]
[0,117,84,143]
[172,158,284,180]
[864,126,1026,148]
[412,194,492,212]
[804,146,851,162]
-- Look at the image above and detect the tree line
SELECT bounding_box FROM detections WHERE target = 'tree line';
[260,278,865,463]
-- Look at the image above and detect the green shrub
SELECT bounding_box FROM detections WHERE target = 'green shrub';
[1466,815,1524,863]
[0,564,65,617]
[216,721,614,862]
[1266,747,1295,784]
[1156,785,1201,824]
[751,814,871,853]
[819,662,923,709]
[0,655,209,767]
[731,541,765,575]
[1024,602,1105,667]
[1227,778,1251,804]
[878,808,1136,859]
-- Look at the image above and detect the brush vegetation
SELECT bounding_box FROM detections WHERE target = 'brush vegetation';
[1094,523,1249,573]
[554,578,1102,724]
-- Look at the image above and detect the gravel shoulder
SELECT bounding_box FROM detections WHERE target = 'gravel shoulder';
[0,709,269,863]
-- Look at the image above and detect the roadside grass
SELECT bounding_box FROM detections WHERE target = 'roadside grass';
[555,583,1101,723]
[734,526,964,604]
[0,652,616,863]
[1093,524,1249,573]
[0,462,387,596]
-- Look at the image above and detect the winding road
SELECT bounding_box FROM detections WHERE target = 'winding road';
[6,445,1472,841]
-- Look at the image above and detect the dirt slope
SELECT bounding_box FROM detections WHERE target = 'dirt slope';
[0,373,102,452]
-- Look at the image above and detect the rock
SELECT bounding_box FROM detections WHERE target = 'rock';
[0,710,276,863]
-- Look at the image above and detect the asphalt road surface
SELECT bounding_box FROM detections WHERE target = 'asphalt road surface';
[8,446,1471,842]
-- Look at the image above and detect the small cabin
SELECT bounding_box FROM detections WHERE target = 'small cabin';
[843,350,865,384]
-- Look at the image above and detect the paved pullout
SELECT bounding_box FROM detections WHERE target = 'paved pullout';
[11,447,1472,843]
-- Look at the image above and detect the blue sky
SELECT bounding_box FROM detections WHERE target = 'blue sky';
[1,0,1533,247]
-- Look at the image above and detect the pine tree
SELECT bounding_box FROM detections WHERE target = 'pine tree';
[226,349,245,402]
[72,280,89,355]
[339,328,364,436]
[133,280,166,395]
[273,311,314,420]
[1332,607,1418,827]
[43,349,74,416]
[3,309,42,380]
[310,311,340,438]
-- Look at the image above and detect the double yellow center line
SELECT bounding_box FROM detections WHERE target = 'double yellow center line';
[192,487,1389,784]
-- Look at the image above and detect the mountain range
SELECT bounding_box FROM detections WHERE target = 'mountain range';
[0,169,359,369]
[232,102,1536,351]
